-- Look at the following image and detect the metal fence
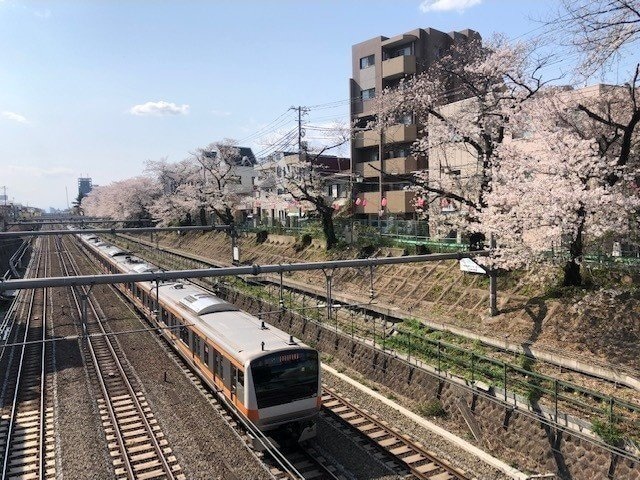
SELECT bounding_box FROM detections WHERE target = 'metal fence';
[247,281,640,445]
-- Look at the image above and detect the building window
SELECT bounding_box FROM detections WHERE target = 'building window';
[360,55,374,69]
[387,147,409,159]
[387,44,413,59]
[361,88,375,100]
[397,113,412,125]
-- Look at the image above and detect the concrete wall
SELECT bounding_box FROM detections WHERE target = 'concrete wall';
[219,287,640,480]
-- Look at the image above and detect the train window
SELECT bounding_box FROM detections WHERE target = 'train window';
[194,335,200,356]
[212,349,220,377]
[179,324,189,345]
[203,343,209,366]
[236,370,245,401]
[251,350,319,409]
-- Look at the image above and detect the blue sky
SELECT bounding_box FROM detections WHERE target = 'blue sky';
[0,0,573,209]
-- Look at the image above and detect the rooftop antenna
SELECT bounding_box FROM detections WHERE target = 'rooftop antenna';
[65,186,69,210]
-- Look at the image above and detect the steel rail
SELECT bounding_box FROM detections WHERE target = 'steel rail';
[0,224,232,238]
[68,233,308,480]
[0,250,490,291]
[58,239,177,480]
[322,387,469,480]
[38,237,49,479]
[1,237,46,479]
[56,240,136,480]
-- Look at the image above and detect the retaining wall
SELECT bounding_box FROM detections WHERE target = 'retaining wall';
[220,288,640,480]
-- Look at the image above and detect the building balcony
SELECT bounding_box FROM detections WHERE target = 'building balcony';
[354,124,417,149]
[355,192,382,214]
[355,156,418,178]
[354,130,380,148]
[386,190,415,213]
[382,55,416,80]
[354,189,415,214]
[385,124,417,144]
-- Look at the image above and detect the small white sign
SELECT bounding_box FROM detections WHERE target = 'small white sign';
[233,246,240,262]
[460,258,486,274]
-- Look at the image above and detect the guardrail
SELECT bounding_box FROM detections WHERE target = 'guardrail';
[2,239,30,281]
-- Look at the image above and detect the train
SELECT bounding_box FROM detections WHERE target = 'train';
[77,233,321,444]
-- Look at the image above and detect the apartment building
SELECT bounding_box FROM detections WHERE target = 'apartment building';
[253,152,350,227]
[78,177,93,197]
[350,27,480,222]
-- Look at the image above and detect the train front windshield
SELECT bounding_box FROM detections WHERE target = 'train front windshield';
[251,350,319,409]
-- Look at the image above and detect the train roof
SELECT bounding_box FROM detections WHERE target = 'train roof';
[78,234,312,364]
[158,281,308,364]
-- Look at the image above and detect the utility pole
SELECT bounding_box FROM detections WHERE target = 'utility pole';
[290,106,309,161]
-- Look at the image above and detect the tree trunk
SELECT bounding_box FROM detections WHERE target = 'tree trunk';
[199,207,207,226]
[563,209,585,287]
[320,209,338,250]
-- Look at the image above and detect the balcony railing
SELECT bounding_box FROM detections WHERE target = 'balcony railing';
[386,190,415,213]
[385,124,417,144]
[355,156,418,178]
[354,189,415,214]
[354,124,417,149]
[381,54,416,80]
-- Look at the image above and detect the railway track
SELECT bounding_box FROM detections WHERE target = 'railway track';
[55,236,184,480]
[322,386,469,480]
[0,237,55,480]
[174,357,345,480]
[71,235,348,480]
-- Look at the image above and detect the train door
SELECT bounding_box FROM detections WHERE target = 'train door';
[236,369,244,405]
[222,358,232,397]
[230,366,238,403]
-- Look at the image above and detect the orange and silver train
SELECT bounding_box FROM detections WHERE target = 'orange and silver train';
[78,234,321,442]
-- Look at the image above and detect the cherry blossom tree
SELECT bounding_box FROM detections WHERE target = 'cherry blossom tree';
[146,140,253,226]
[145,158,196,226]
[552,0,640,76]
[81,176,160,222]
[273,129,350,250]
[481,88,640,286]
[376,35,550,244]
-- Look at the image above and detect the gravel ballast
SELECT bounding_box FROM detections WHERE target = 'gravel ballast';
[321,359,514,480]
[66,237,272,479]
[50,237,115,479]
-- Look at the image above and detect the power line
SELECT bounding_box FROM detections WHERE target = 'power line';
[238,109,296,143]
